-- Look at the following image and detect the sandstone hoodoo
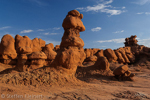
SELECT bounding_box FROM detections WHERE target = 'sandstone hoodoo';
[52,10,86,75]
[0,34,17,65]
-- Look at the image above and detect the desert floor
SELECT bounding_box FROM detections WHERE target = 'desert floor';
[0,62,150,100]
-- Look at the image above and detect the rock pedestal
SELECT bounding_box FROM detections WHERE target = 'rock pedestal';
[52,10,86,75]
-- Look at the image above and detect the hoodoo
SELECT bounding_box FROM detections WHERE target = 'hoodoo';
[52,10,86,75]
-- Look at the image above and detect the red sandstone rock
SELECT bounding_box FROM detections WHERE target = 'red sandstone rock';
[124,35,138,46]
[32,38,46,52]
[15,35,33,54]
[96,49,104,57]
[52,10,86,75]
[17,46,32,54]
[54,45,60,52]
[94,56,110,70]
[60,30,84,48]
[85,55,97,62]
[123,47,135,63]
[117,48,130,63]
[28,51,47,59]
[104,49,118,62]
[0,34,17,59]
[62,10,85,32]
[115,50,125,64]
[43,43,57,60]
[113,65,135,81]
[113,65,128,76]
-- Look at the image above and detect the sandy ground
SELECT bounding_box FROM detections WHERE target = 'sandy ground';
[0,62,150,100]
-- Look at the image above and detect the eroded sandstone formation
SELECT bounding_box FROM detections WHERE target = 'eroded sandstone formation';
[52,10,86,75]
[0,34,17,65]
[124,35,138,46]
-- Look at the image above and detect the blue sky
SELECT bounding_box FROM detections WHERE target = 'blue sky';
[0,0,150,49]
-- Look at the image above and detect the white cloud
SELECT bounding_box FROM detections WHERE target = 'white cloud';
[37,29,45,31]
[45,40,60,46]
[136,12,150,15]
[145,12,150,15]
[0,26,11,30]
[122,6,126,9]
[138,38,150,47]
[43,32,49,35]
[76,0,126,16]
[96,38,125,43]
[20,30,33,33]
[137,12,144,14]
[53,27,60,30]
[133,0,150,5]
[28,0,47,6]
[113,30,124,33]
[91,27,102,32]
[43,32,58,35]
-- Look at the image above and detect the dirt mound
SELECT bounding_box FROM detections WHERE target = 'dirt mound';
[0,67,81,87]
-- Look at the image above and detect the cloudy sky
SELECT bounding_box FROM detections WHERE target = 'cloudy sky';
[0,0,150,49]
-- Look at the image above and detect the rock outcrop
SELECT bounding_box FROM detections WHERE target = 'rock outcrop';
[124,35,138,46]
[52,10,86,75]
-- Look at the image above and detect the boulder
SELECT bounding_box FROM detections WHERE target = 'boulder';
[113,65,128,76]
[113,65,135,81]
